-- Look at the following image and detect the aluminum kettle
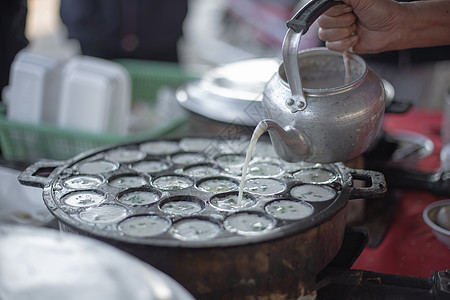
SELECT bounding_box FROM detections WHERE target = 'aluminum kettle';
[262,0,385,163]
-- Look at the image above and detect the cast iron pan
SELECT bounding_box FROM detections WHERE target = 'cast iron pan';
[19,136,387,248]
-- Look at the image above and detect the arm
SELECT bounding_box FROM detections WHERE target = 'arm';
[317,0,450,53]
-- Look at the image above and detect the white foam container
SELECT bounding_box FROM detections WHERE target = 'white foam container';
[5,51,63,124]
[58,56,131,135]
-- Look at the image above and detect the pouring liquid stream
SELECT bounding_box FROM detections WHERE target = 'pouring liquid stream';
[343,49,351,84]
[237,49,351,205]
[237,121,269,205]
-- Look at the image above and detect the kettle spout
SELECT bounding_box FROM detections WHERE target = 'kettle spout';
[261,119,310,162]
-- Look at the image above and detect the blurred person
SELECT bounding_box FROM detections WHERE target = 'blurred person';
[0,0,28,96]
[60,0,188,62]
[317,0,450,106]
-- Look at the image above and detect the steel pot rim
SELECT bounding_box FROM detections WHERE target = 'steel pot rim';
[277,47,369,95]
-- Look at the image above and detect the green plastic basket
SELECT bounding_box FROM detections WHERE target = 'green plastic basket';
[0,59,198,163]
[117,59,197,102]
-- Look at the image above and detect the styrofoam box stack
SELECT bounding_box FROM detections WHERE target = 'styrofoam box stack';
[5,51,63,124]
[4,52,131,135]
[58,56,131,135]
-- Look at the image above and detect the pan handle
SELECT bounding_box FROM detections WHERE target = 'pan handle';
[347,169,387,200]
[385,100,413,114]
[18,160,66,188]
[379,167,450,197]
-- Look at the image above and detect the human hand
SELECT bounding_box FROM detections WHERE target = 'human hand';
[317,0,402,53]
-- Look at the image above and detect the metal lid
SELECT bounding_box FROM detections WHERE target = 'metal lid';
[0,224,194,300]
[176,58,280,126]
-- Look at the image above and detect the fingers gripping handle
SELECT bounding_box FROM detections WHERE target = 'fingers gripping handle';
[287,0,343,33]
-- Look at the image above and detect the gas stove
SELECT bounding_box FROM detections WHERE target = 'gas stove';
[316,227,449,300]
[316,118,450,300]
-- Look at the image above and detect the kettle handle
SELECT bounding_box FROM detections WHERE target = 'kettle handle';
[287,0,342,33]
[282,0,342,113]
